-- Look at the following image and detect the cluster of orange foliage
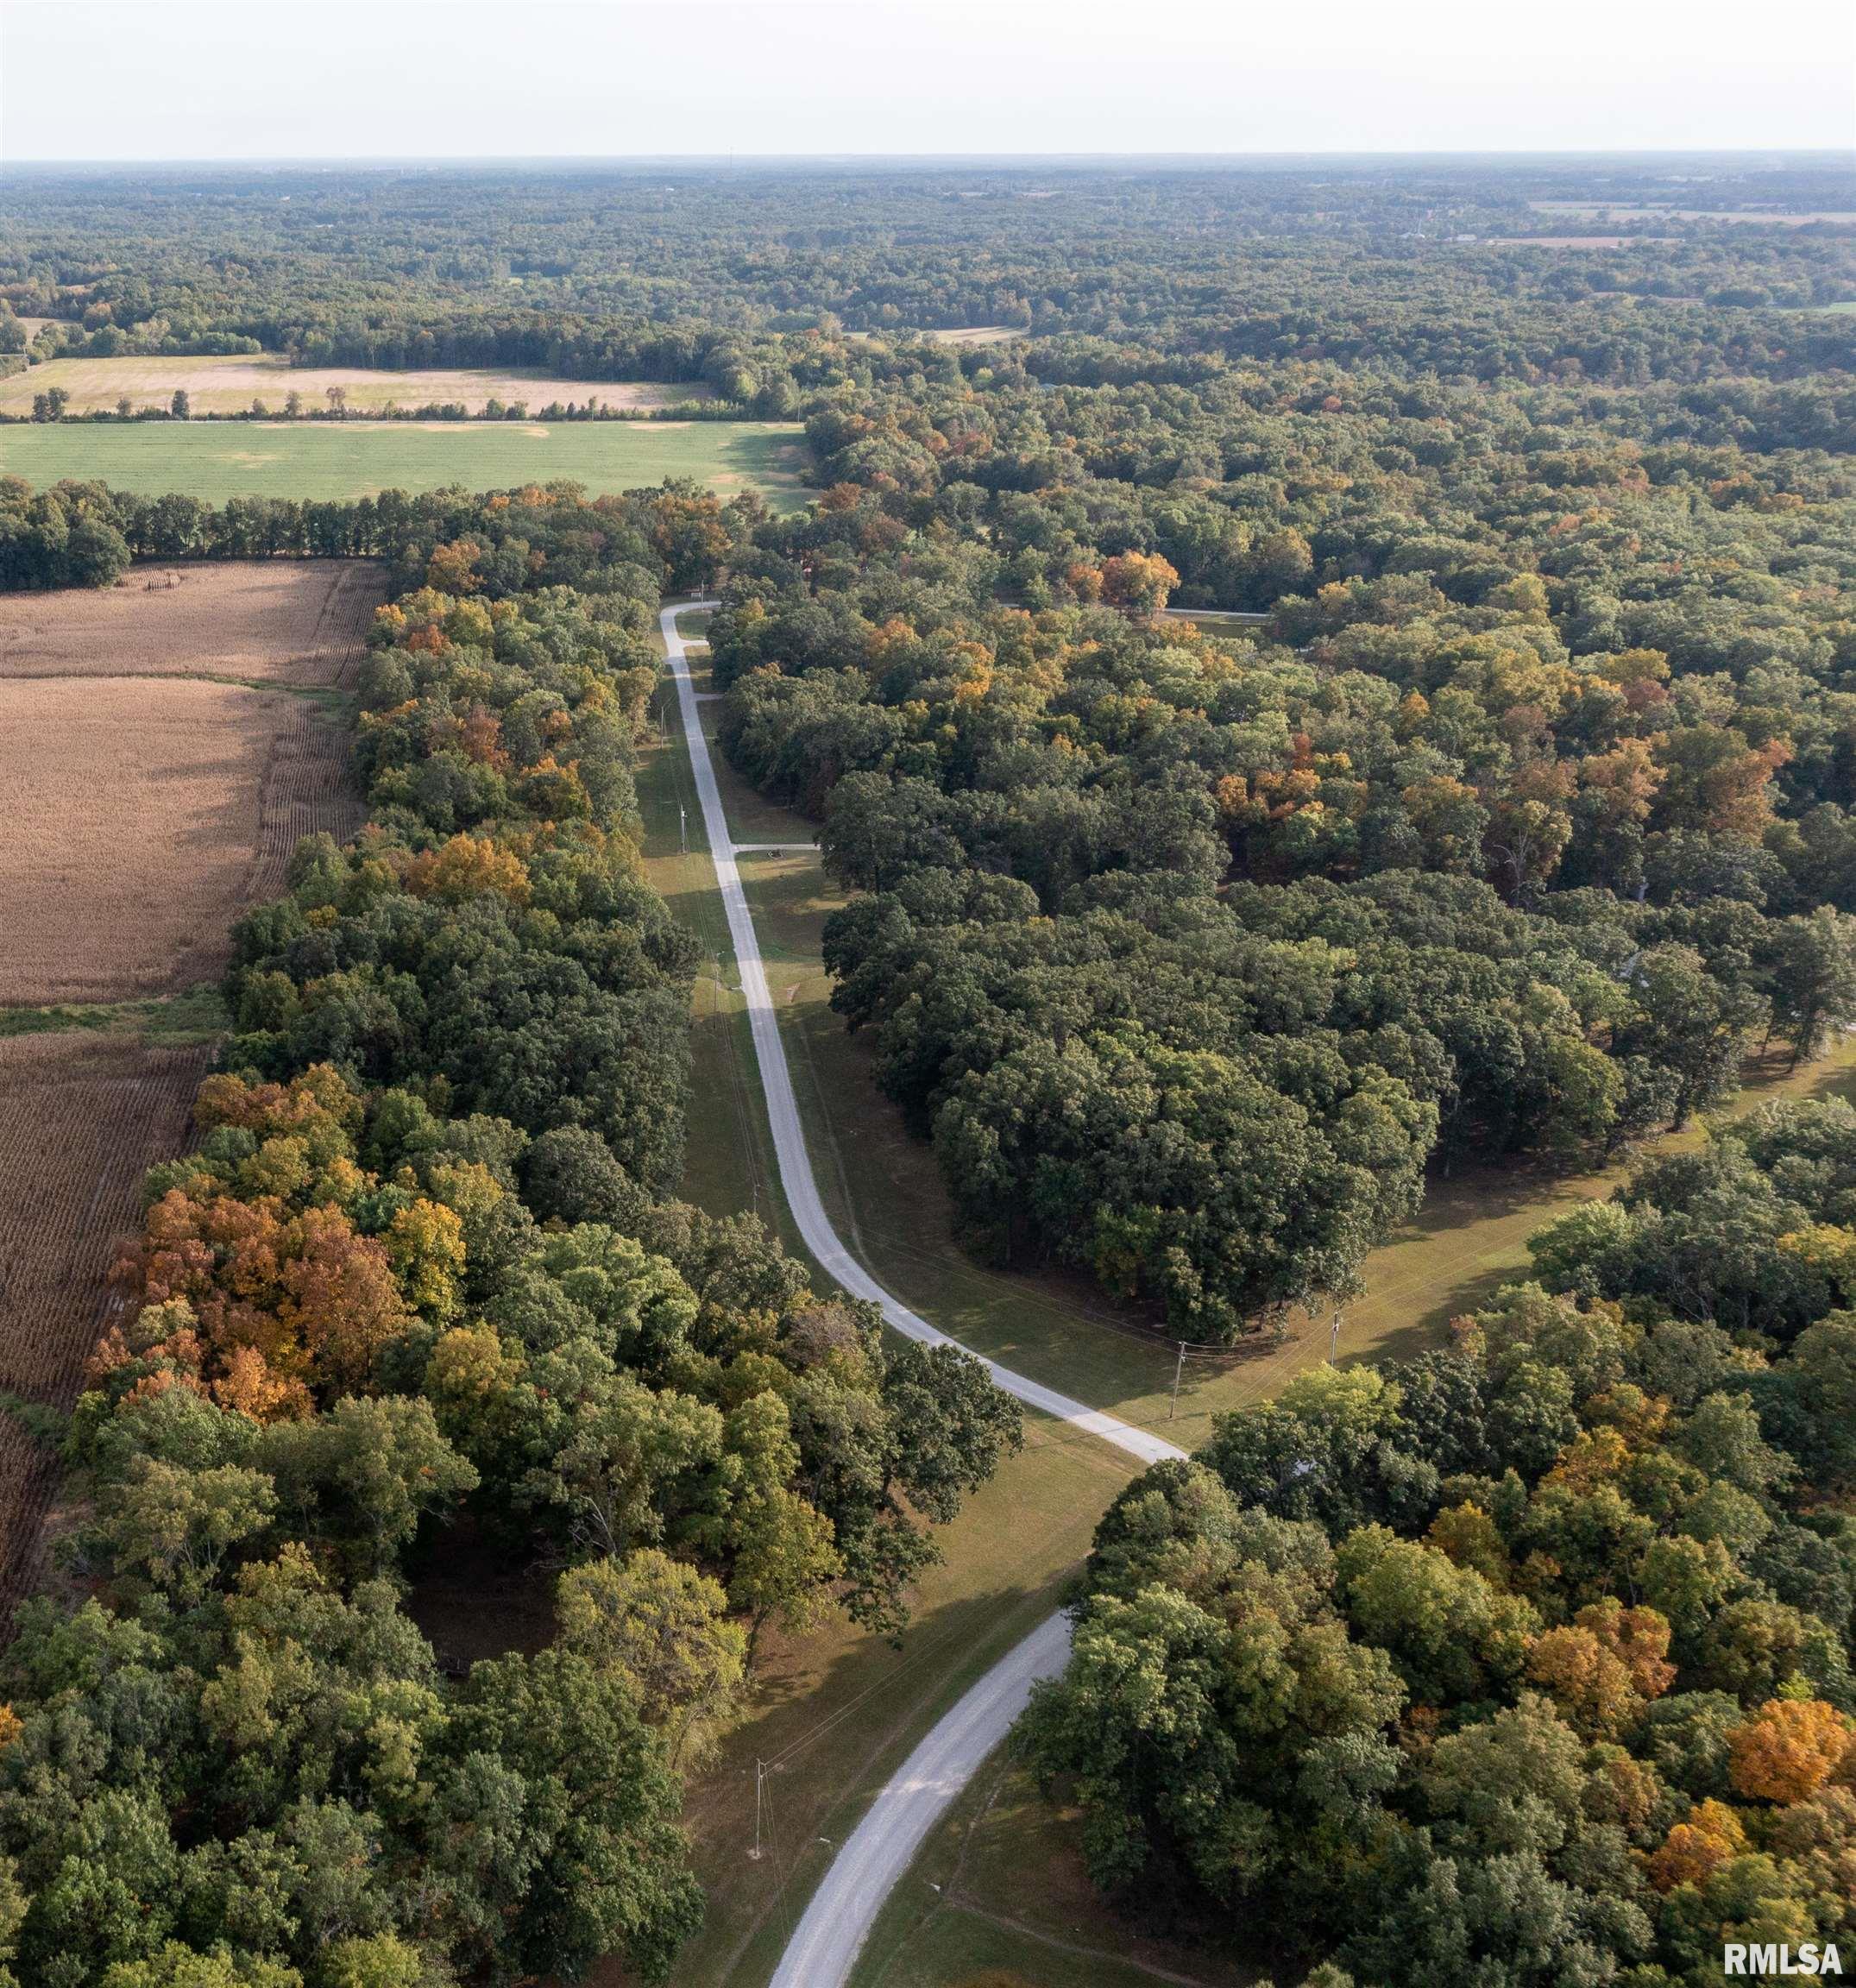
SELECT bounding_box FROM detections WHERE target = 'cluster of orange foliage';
[401,833,532,906]
[96,1067,464,1424]
[1525,1599,1678,1739]
[1646,1702,1856,1892]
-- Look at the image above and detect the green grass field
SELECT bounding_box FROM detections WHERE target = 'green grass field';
[0,418,814,508]
[632,612,1856,1988]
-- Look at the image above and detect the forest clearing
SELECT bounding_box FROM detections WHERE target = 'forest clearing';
[0,417,815,505]
[0,352,714,417]
[0,559,376,1617]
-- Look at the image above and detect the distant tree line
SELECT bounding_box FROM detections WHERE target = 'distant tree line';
[0,475,765,591]
[5,391,727,426]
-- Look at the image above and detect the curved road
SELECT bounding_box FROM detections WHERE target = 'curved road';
[658,602,1185,1988]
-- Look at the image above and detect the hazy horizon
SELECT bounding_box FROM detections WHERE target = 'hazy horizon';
[3,0,1853,163]
[5,149,1854,171]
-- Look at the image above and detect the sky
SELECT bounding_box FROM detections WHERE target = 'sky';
[2,0,1853,162]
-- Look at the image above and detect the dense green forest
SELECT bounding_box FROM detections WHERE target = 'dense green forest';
[1023,1100,1856,1987]
[3,154,1854,1988]
[0,487,1016,1987]
[691,215,1856,1337]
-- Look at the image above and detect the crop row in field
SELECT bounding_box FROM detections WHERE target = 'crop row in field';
[0,559,379,684]
[0,1033,213,1619]
[0,562,381,1620]
[0,564,379,1005]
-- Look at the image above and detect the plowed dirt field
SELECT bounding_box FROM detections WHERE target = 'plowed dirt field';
[0,560,380,1620]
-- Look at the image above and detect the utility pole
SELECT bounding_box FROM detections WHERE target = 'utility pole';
[1331,1308,1343,1362]
[680,802,688,855]
[1170,1341,1186,1419]
[749,1758,765,1860]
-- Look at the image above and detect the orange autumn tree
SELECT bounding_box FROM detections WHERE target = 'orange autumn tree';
[87,1298,311,1423]
[1648,1798,1751,1892]
[1100,550,1180,617]
[456,701,511,771]
[127,1190,414,1401]
[401,832,532,906]
[425,537,482,594]
[1525,1601,1676,1739]
[111,1065,433,1409]
[1727,1699,1855,1805]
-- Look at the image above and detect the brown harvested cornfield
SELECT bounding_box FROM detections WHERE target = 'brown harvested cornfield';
[0,1034,212,1614]
[0,562,380,1003]
[0,558,380,686]
[252,692,366,898]
[0,355,716,418]
[0,675,364,1002]
[0,559,381,1623]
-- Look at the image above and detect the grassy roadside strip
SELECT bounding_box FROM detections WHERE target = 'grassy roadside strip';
[852,1752,1257,1988]
[661,1417,1133,1988]
[627,613,1150,1988]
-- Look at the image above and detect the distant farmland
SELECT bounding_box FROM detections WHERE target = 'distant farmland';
[0,353,714,418]
[0,418,815,507]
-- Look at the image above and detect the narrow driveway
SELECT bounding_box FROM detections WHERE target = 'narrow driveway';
[658,601,1184,1988]
[659,604,1182,1466]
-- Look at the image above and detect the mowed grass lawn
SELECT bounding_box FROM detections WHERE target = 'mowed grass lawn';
[0,418,815,508]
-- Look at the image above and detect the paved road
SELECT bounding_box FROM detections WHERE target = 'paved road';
[658,601,1185,1988]
[767,1614,1074,1988]
[659,604,1183,1468]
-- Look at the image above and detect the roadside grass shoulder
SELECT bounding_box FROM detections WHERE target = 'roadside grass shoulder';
[657,1417,1130,1988]
[634,629,802,1255]
[853,1755,1258,1988]
[628,616,1147,1988]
